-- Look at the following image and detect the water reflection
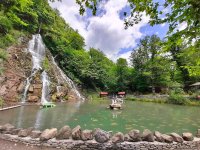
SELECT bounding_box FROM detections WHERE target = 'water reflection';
[1,101,200,134]
[111,111,122,119]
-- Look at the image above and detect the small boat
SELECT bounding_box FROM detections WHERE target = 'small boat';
[42,102,56,108]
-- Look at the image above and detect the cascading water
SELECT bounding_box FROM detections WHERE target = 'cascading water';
[51,56,84,100]
[41,71,50,104]
[22,34,49,104]
[22,34,84,103]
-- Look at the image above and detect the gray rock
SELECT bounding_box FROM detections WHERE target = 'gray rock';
[161,134,173,143]
[182,132,194,141]
[11,128,21,135]
[196,129,200,138]
[30,130,41,138]
[170,133,183,143]
[111,132,124,143]
[2,123,15,134]
[154,131,164,142]
[128,129,142,142]
[142,129,154,142]
[18,127,34,137]
[72,125,81,140]
[124,134,131,141]
[94,129,110,143]
[56,126,72,140]
[40,128,58,141]
[81,130,93,141]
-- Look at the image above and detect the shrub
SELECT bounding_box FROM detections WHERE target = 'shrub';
[0,48,8,60]
[168,91,188,105]
[42,57,50,71]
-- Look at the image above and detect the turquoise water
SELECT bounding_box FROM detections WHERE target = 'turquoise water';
[0,100,200,134]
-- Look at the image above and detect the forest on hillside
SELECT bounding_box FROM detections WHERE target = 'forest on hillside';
[0,0,200,95]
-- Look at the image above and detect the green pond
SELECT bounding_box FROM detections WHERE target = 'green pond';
[0,100,200,134]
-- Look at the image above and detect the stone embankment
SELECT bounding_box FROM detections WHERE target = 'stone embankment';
[1,123,200,150]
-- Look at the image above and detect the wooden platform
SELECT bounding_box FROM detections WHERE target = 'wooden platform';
[0,105,21,111]
[109,103,122,110]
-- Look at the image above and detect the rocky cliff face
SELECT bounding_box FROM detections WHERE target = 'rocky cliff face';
[0,36,80,107]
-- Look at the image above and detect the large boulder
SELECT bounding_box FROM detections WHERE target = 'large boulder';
[40,128,58,141]
[170,133,183,143]
[111,132,124,143]
[182,132,194,141]
[128,129,142,142]
[154,131,164,142]
[72,125,81,140]
[161,134,173,143]
[94,129,110,143]
[81,130,93,141]
[142,129,154,142]
[18,127,34,137]
[30,130,41,138]
[56,126,72,140]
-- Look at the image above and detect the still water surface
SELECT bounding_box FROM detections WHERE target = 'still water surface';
[0,100,200,134]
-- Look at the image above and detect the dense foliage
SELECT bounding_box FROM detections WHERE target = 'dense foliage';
[0,0,199,95]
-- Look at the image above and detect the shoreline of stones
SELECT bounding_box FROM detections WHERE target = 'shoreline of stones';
[1,123,200,150]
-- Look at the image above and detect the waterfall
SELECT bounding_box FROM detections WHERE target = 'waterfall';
[22,34,48,103]
[51,56,85,101]
[22,34,84,103]
[41,71,50,104]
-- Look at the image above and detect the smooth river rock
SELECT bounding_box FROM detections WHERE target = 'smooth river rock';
[142,129,155,142]
[30,130,42,138]
[170,133,183,143]
[40,128,58,141]
[182,132,194,141]
[94,129,110,143]
[72,125,81,140]
[161,134,173,143]
[2,123,15,134]
[81,130,93,141]
[18,127,34,137]
[154,131,164,142]
[128,129,142,142]
[56,126,72,140]
[111,132,124,143]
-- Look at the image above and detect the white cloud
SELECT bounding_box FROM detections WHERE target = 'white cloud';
[50,0,149,61]
[177,22,187,31]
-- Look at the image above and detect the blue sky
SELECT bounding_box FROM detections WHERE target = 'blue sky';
[50,0,169,62]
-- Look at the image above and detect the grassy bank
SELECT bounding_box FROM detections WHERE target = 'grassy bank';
[125,96,200,106]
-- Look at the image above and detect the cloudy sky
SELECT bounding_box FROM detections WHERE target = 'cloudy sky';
[50,0,169,61]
